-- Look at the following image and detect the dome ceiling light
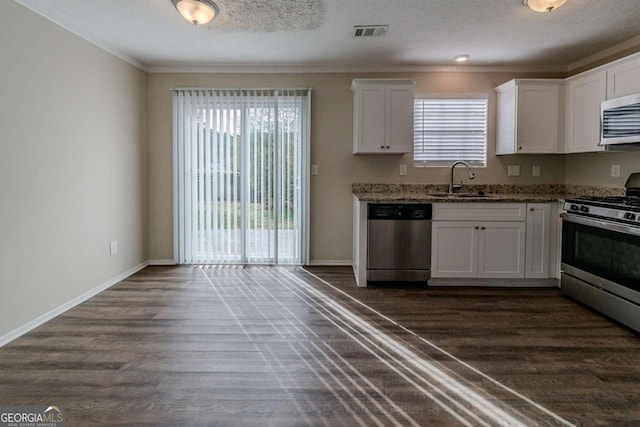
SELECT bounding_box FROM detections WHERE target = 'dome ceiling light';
[522,0,568,13]
[172,0,219,25]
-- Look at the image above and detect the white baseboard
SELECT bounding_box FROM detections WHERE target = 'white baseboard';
[307,260,353,267]
[428,278,560,287]
[148,259,177,266]
[152,259,348,267]
[0,261,148,348]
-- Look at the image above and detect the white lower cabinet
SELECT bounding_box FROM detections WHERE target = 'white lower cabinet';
[431,222,477,277]
[525,203,551,278]
[432,203,553,279]
[432,221,525,278]
[479,222,526,277]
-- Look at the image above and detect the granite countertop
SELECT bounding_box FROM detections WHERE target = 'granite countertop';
[352,183,625,203]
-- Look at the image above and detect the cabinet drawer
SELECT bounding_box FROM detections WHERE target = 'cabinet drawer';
[433,203,526,221]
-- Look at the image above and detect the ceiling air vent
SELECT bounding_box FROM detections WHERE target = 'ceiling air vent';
[352,25,389,38]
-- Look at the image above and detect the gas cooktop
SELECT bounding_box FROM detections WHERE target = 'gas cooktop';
[564,196,640,225]
[563,172,640,225]
[571,195,640,208]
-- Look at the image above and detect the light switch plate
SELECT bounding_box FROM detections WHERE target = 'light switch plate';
[532,165,540,177]
[110,241,118,256]
[508,165,521,177]
[399,164,407,176]
[611,164,621,177]
[311,164,318,175]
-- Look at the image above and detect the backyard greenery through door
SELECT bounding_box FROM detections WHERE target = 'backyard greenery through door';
[172,89,310,264]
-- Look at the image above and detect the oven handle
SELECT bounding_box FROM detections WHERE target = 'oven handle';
[561,213,640,236]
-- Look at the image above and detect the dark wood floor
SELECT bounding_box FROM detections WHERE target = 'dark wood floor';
[1,266,639,426]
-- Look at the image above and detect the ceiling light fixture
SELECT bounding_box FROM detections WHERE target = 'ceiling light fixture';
[454,54,470,63]
[172,0,219,25]
[522,0,567,13]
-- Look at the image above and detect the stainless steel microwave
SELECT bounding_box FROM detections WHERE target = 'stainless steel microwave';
[601,93,640,148]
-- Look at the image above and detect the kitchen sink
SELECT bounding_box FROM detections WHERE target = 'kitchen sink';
[429,192,491,198]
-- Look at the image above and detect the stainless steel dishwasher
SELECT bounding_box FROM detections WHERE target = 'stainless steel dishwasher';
[367,203,432,283]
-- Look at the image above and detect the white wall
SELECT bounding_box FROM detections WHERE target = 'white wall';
[565,151,640,187]
[0,1,147,338]
[146,71,566,265]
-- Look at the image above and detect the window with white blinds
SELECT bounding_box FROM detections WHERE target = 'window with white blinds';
[413,98,488,166]
[172,89,310,265]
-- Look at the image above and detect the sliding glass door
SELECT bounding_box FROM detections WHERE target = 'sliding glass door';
[173,89,310,265]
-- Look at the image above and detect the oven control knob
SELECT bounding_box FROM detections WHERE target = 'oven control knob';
[624,212,636,221]
[570,204,579,211]
[579,206,589,213]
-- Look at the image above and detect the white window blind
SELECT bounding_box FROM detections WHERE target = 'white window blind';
[172,89,310,265]
[413,98,488,166]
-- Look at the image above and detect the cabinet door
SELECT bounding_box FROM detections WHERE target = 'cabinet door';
[607,56,640,99]
[496,83,517,155]
[385,84,414,153]
[431,221,477,278]
[477,222,526,278]
[564,71,606,153]
[525,203,551,278]
[354,84,386,153]
[516,84,561,153]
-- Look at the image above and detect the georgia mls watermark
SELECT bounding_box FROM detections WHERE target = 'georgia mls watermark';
[0,406,63,427]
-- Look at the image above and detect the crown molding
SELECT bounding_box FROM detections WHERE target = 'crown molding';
[145,62,569,74]
[568,34,640,73]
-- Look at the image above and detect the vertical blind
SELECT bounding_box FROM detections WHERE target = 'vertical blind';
[413,98,488,166]
[173,89,310,265]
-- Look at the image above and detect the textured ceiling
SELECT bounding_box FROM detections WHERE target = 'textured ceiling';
[13,0,640,72]
[219,0,324,32]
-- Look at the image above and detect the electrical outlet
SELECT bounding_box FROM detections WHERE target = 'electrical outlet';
[311,164,318,176]
[399,164,407,176]
[110,241,118,256]
[532,165,540,177]
[611,164,621,178]
[508,165,521,177]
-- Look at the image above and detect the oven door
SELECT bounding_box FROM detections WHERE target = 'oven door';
[561,213,640,303]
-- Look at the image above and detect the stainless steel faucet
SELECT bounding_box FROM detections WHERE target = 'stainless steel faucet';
[448,161,476,194]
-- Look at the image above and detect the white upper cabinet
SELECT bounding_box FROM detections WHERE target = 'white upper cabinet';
[352,79,416,154]
[559,52,640,153]
[606,55,640,99]
[496,79,564,155]
[563,70,606,153]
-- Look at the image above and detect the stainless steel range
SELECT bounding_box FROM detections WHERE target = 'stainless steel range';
[561,173,640,333]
